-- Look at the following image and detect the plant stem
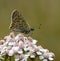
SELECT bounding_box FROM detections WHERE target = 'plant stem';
[5,55,8,61]
[9,56,12,61]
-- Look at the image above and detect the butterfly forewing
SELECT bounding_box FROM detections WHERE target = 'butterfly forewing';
[9,9,31,33]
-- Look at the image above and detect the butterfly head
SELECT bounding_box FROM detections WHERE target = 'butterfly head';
[24,28,34,34]
[30,28,34,31]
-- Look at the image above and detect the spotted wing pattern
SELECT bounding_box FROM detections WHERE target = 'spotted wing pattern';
[9,9,31,34]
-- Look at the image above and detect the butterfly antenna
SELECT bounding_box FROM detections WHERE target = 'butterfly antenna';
[39,24,42,29]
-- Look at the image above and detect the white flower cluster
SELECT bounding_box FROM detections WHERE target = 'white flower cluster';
[0,32,55,61]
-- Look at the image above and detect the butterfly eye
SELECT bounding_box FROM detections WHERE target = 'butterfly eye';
[31,28,34,31]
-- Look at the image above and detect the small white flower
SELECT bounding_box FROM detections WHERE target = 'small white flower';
[8,50,14,56]
[36,51,42,55]
[21,58,27,61]
[24,47,29,51]
[25,54,29,58]
[49,52,55,57]
[1,46,7,54]
[0,40,5,45]
[8,41,15,46]
[12,46,19,52]
[15,58,19,61]
[40,49,49,53]
[10,32,15,38]
[24,37,28,43]
[30,54,35,58]
[43,59,48,61]
[39,55,44,60]
[15,35,19,41]
[19,41,24,49]
[19,54,28,61]
[3,41,8,46]
[29,51,35,58]
[18,50,23,54]
[0,45,4,52]
[19,41,24,46]
[27,37,33,42]
[39,52,54,61]
[4,36,11,42]
[49,57,54,60]
[48,52,55,60]
[32,40,37,44]
[15,34,24,41]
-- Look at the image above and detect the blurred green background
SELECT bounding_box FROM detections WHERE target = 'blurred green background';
[0,0,60,61]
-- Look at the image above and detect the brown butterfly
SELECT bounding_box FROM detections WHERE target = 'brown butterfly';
[9,9,34,34]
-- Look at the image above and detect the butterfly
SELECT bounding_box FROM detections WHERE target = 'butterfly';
[9,9,34,34]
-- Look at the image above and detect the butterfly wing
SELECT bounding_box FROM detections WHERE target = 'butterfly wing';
[9,9,30,33]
